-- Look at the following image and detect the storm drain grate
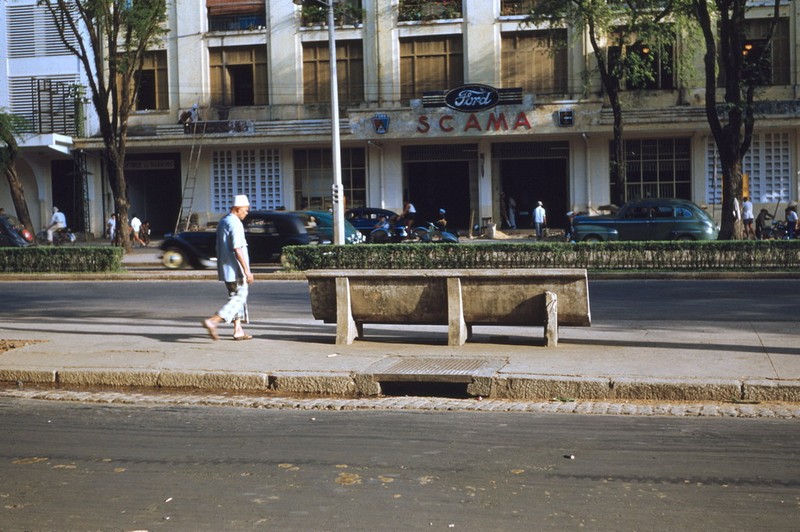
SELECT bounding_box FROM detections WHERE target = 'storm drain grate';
[364,357,506,383]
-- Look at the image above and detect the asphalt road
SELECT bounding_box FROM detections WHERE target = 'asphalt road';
[0,278,797,324]
[1,397,798,530]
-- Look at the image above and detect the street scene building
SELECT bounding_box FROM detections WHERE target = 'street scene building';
[1,0,798,236]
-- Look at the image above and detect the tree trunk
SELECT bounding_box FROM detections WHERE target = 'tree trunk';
[108,153,132,253]
[609,94,626,208]
[3,163,34,235]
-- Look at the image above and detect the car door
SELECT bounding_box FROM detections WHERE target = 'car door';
[649,204,676,240]
[617,204,652,240]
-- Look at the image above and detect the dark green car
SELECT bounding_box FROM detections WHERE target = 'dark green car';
[573,198,719,242]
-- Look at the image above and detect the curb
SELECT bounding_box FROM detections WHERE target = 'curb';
[2,367,798,403]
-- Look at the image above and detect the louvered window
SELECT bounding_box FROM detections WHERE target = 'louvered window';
[9,75,81,135]
[6,4,78,58]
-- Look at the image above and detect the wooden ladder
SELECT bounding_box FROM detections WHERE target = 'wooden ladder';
[174,120,207,234]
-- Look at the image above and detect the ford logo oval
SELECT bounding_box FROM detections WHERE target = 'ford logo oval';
[444,84,500,112]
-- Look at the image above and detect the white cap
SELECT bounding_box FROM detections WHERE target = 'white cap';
[233,195,250,208]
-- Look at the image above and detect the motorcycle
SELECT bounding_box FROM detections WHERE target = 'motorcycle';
[761,220,789,240]
[36,227,76,246]
[369,220,417,243]
[412,221,459,243]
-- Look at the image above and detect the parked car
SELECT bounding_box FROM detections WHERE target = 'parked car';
[0,214,33,247]
[345,207,399,237]
[573,198,719,242]
[298,210,366,244]
[160,211,312,269]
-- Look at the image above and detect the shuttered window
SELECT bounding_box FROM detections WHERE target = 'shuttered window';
[302,40,364,105]
[400,36,463,102]
[209,46,268,106]
[502,30,568,95]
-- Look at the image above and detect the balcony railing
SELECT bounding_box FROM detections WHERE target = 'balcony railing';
[208,13,266,31]
[300,0,364,27]
[500,0,536,16]
[398,0,462,22]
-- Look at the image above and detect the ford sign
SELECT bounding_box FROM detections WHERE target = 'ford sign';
[444,84,500,112]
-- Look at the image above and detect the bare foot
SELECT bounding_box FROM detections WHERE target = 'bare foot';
[202,319,219,341]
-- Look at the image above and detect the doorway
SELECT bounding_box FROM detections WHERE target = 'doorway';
[406,161,471,230]
[500,158,569,228]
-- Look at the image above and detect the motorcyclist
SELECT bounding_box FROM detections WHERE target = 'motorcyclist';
[435,208,447,230]
[46,206,67,244]
[374,215,391,231]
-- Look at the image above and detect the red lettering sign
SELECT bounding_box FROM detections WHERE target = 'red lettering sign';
[513,111,532,130]
[417,115,430,133]
[439,115,454,132]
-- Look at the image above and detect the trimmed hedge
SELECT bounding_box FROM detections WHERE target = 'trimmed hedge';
[0,246,124,273]
[283,240,800,272]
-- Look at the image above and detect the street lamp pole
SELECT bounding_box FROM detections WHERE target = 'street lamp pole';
[295,0,345,245]
[326,0,345,245]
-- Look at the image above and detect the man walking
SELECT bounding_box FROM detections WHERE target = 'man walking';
[202,194,255,341]
[533,201,547,240]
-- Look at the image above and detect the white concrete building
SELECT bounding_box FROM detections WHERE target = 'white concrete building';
[1,0,798,236]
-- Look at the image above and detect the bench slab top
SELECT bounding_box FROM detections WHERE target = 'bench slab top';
[306,268,588,279]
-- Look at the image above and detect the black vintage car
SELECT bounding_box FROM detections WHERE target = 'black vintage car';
[160,211,312,269]
[0,214,34,247]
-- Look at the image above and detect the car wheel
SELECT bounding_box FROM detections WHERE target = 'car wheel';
[162,248,187,269]
[582,235,602,243]
[370,230,390,244]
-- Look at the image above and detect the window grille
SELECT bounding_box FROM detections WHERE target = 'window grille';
[212,149,282,212]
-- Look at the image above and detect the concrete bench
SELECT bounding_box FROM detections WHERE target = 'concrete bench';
[306,269,591,347]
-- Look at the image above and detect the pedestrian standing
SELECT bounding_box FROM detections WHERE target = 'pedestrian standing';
[106,213,117,243]
[533,201,547,240]
[203,195,254,341]
[742,197,755,239]
[786,206,798,239]
[499,192,510,229]
[507,195,517,229]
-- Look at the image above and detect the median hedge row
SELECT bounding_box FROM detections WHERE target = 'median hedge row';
[283,240,800,271]
[0,246,124,273]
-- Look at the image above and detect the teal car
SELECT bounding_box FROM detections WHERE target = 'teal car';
[298,211,366,245]
[573,198,719,242]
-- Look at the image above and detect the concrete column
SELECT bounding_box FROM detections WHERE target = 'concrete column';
[544,291,558,347]
[447,277,468,346]
[462,0,499,84]
[335,277,359,345]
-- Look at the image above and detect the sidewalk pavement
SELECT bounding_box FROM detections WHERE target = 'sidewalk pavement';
[0,243,798,404]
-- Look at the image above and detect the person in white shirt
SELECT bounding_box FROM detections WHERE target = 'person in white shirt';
[533,201,547,240]
[106,213,117,243]
[46,206,67,243]
[742,197,755,239]
[130,215,145,247]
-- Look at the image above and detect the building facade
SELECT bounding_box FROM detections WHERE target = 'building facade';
[1,0,798,236]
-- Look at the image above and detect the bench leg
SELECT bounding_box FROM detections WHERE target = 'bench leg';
[335,277,358,345]
[544,290,558,347]
[447,277,468,346]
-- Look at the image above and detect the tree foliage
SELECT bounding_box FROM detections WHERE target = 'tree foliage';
[40,0,168,251]
[0,112,34,234]
[525,0,683,208]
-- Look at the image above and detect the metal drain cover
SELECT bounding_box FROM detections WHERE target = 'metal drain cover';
[364,357,507,383]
